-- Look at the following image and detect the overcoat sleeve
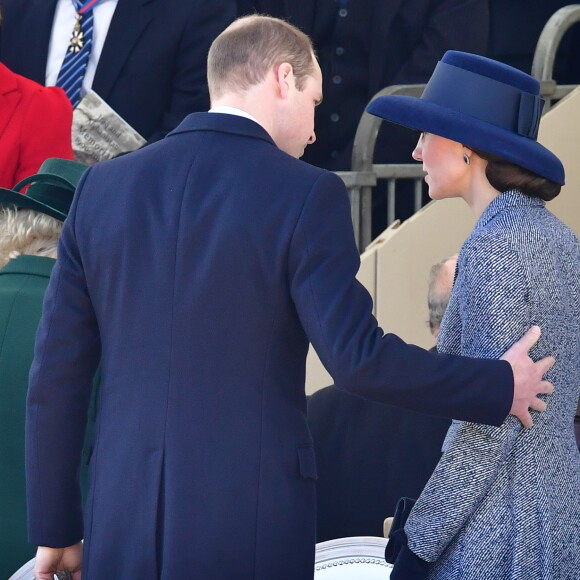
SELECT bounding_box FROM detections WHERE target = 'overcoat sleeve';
[287,172,513,424]
[26,167,101,548]
[405,235,543,562]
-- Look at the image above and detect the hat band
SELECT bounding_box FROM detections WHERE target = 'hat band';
[421,61,544,140]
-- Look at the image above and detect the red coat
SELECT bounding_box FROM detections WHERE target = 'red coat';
[0,62,73,189]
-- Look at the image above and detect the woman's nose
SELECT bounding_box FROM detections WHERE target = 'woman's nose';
[412,137,423,162]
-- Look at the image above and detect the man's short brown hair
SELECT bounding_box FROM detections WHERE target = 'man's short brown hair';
[207,15,316,100]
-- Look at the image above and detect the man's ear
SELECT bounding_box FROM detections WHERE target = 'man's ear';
[275,62,294,98]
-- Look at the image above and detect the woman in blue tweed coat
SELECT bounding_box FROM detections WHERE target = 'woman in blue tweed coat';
[368,51,580,579]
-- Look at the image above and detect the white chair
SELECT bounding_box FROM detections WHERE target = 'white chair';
[8,559,71,580]
[314,536,392,579]
[13,541,392,579]
[8,558,34,580]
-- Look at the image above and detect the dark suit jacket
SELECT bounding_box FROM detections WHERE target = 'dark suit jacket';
[26,113,512,578]
[487,0,571,75]
[237,0,489,170]
[237,0,489,227]
[307,385,451,542]
[0,62,73,188]
[0,0,235,142]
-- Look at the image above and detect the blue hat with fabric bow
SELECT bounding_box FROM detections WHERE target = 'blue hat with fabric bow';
[366,50,565,185]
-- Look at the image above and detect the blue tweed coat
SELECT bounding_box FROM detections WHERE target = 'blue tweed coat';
[405,191,580,579]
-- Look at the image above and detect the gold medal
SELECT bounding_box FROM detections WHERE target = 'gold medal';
[68,14,84,53]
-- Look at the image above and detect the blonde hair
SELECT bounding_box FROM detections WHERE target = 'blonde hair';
[0,208,62,268]
[207,15,315,101]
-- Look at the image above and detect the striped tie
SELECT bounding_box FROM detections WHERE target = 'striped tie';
[56,0,104,108]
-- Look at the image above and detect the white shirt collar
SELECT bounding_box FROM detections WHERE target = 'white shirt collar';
[208,106,260,126]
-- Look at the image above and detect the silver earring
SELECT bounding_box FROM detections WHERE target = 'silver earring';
[463,153,470,165]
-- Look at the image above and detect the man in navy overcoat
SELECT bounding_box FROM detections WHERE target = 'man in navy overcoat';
[26,15,554,580]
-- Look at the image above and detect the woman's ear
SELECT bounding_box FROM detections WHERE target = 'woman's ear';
[462,146,473,165]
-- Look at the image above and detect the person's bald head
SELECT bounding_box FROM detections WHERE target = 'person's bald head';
[207,15,316,102]
[428,254,458,339]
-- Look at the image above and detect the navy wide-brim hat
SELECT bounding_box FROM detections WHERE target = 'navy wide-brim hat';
[0,158,87,221]
[366,50,565,185]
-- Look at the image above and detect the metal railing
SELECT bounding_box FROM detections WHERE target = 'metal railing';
[338,4,580,251]
[349,84,425,250]
[532,4,580,110]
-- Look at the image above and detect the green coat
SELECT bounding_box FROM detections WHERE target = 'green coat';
[0,255,54,577]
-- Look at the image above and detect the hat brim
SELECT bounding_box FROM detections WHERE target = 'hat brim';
[366,95,565,185]
[0,159,87,221]
[0,187,68,221]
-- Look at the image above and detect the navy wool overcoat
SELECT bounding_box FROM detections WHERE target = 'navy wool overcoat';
[26,113,512,579]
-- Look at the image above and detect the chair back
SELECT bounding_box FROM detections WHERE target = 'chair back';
[314,536,392,579]
[8,558,35,580]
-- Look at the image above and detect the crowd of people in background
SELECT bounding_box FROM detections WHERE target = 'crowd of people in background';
[0,1,578,578]
[1,1,579,193]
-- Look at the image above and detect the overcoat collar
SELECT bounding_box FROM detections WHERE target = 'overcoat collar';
[168,112,277,149]
[0,63,21,140]
[0,255,55,278]
[476,191,545,230]
[0,63,18,96]
[92,0,155,100]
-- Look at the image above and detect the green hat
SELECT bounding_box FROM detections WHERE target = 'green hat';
[0,158,88,221]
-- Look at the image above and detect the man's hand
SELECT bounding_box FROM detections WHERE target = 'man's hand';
[501,326,555,428]
[34,542,82,580]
